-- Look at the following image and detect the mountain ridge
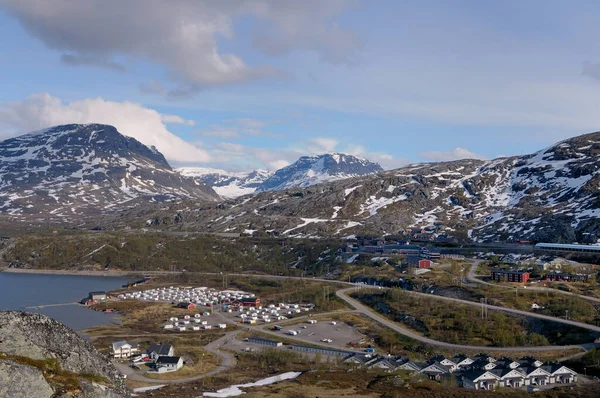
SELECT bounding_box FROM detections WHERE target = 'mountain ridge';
[129,131,600,244]
[257,152,384,192]
[177,167,273,198]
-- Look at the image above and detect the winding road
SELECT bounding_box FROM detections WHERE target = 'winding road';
[335,286,600,352]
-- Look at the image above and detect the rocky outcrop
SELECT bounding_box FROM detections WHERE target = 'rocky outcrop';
[0,360,54,398]
[0,311,129,397]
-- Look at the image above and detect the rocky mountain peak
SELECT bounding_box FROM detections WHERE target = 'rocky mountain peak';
[257,153,383,192]
[0,123,219,219]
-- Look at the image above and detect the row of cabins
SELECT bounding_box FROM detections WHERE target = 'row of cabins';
[237,303,313,325]
[117,286,257,307]
[491,270,591,283]
[343,353,577,390]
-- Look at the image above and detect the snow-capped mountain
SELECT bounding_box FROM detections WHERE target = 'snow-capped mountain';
[132,132,600,243]
[257,153,384,192]
[0,124,219,218]
[176,167,272,198]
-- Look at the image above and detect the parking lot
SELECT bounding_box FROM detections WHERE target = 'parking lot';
[277,320,366,350]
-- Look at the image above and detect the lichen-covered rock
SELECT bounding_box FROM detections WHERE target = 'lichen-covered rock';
[0,360,54,398]
[0,311,129,397]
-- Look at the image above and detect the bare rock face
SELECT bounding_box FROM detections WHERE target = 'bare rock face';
[0,360,54,398]
[0,311,129,397]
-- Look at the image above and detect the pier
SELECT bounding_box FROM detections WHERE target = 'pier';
[25,302,80,310]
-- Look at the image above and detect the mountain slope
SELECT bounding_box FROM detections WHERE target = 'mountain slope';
[177,167,272,198]
[0,123,219,218]
[257,153,383,192]
[129,132,600,243]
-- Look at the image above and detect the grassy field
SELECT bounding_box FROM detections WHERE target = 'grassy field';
[352,288,595,347]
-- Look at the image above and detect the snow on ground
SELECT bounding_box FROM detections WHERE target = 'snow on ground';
[202,372,302,397]
[133,385,166,393]
[346,254,360,263]
[282,218,329,235]
[331,206,342,219]
[359,194,407,217]
[243,229,256,235]
[344,185,362,196]
[83,244,107,258]
[214,185,257,199]
[335,221,362,234]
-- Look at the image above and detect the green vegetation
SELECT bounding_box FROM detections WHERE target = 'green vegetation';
[462,283,600,325]
[2,231,343,276]
[351,288,588,347]
[565,348,600,377]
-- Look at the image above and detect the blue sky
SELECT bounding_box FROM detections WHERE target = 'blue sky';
[1,0,600,171]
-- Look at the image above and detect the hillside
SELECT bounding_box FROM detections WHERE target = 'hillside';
[125,132,600,243]
[176,167,272,198]
[0,124,219,220]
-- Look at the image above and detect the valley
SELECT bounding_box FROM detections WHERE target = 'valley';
[1,124,600,396]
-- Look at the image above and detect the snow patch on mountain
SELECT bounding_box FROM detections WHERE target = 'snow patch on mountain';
[177,167,272,198]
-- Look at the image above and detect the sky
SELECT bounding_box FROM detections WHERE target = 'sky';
[1,0,600,172]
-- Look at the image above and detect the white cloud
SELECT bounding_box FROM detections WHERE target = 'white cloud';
[200,118,283,139]
[306,137,339,154]
[160,113,195,126]
[345,144,409,169]
[1,0,359,88]
[0,93,210,163]
[418,147,486,162]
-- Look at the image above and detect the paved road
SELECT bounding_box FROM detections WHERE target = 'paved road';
[336,287,600,352]
[114,330,240,384]
[467,261,600,304]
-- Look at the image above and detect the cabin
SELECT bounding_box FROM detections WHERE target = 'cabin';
[407,256,431,268]
[420,361,451,380]
[155,356,183,373]
[176,302,196,310]
[234,297,261,307]
[147,343,174,361]
[88,291,107,301]
[462,370,501,390]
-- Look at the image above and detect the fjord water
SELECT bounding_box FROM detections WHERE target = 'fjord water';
[0,272,130,330]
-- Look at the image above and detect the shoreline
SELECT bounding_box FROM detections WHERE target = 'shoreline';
[0,267,182,277]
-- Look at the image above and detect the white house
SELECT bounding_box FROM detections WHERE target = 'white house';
[542,364,578,384]
[110,341,140,359]
[147,344,174,361]
[462,370,501,390]
[155,356,183,373]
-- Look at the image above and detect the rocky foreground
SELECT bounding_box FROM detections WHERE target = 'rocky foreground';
[0,310,129,397]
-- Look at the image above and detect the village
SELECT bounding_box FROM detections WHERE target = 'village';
[71,236,600,395]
